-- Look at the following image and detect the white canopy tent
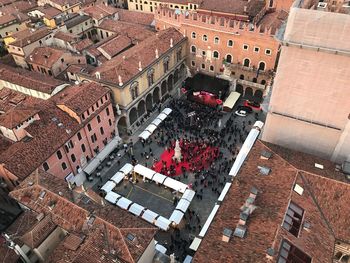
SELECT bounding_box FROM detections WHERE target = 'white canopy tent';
[134,164,156,180]
[189,237,202,251]
[110,172,125,184]
[169,210,184,225]
[145,123,158,133]
[152,173,167,184]
[163,178,187,193]
[117,197,132,210]
[129,203,145,216]
[83,158,101,175]
[199,204,220,237]
[175,198,190,213]
[105,191,121,204]
[139,130,151,140]
[218,183,232,202]
[101,181,116,193]
[151,118,162,126]
[120,163,134,175]
[182,189,195,202]
[142,209,158,224]
[162,108,172,116]
[157,112,168,121]
[155,216,171,231]
[96,137,120,162]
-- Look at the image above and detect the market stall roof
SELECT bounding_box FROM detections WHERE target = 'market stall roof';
[162,108,172,116]
[199,204,220,237]
[223,91,241,110]
[134,164,156,180]
[110,172,125,184]
[83,158,100,175]
[142,209,158,224]
[182,189,195,202]
[218,183,232,202]
[116,197,132,210]
[156,112,168,121]
[155,216,171,231]
[169,210,184,225]
[105,191,121,204]
[151,118,162,126]
[153,173,167,184]
[129,203,145,216]
[139,130,151,140]
[96,137,120,162]
[189,237,202,251]
[163,177,187,193]
[101,181,116,193]
[120,163,134,175]
[145,123,158,133]
[175,198,190,213]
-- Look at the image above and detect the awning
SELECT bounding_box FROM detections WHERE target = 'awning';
[155,216,171,231]
[110,172,125,184]
[189,237,202,251]
[151,118,162,126]
[223,91,241,110]
[139,130,151,140]
[145,123,158,133]
[129,203,145,216]
[120,163,133,175]
[96,137,120,162]
[101,181,116,193]
[83,158,101,175]
[162,108,172,116]
[134,164,156,180]
[218,183,232,202]
[199,204,220,237]
[105,191,121,204]
[175,198,190,213]
[157,112,168,121]
[116,197,132,210]
[182,189,195,202]
[142,209,158,224]
[155,244,167,254]
[169,210,184,225]
[163,177,187,193]
[153,173,167,184]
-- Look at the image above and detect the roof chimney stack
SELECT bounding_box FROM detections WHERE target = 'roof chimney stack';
[118,75,123,86]
[170,38,173,47]
[155,48,159,58]
[138,61,142,71]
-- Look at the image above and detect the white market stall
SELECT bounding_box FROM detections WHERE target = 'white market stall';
[83,158,101,175]
[145,123,158,133]
[162,108,172,116]
[101,181,116,193]
[169,210,184,225]
[105,191,121,204]
[129,203,145,216]
[163,177,187,193]
[117,197,132,210]
[175,198,191,213]
[151,118,162,126]
[155,216,171,231]
[139,130,152,140]
[157,112,168,121]
[120,163,134,175]
[110,172,125,184]
[152,173,167,184]
[96,137,120,162]
[142,209,159,224]
[134,164,156,180]
[182,189,195,202]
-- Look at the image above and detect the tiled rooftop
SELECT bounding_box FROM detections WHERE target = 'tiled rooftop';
[36,5,61,19]
[115,8,155,26]
[27,46,66,68]
[54,30,80,43]
[83,3,118,20]
[65,14,91,29]
[10,27,51,48]
[194,140,350,262]
[97,35,132,58]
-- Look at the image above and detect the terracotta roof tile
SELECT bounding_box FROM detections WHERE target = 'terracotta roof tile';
[83,4,118,20]
[10,27,52,48]
[0,106,39,129]
[97,35,132,58]
[27,46,65,68]
[115,8,155,26]
[36,5,62,19]
[73,37,94,52]
[54,31,80,43]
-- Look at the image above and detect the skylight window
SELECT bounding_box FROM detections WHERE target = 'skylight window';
[282,202,304,237]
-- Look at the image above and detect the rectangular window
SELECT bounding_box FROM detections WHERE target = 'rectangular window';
[91,134,95,143]
[77,132,82,141]
[282,202,304,237]
[191,61,195,67]
[265,49,272,55]
[254,47,260,53]
[100,127,104,135]
[243,44,249,50]
[109,119,112,126]
[88,124,92,131]
[278,240,311,263]
[106,107,110,116]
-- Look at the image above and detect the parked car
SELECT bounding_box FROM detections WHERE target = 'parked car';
[243,100,262,111]
[235,109,248,117]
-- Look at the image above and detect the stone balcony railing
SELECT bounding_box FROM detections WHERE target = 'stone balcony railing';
[222,61,273,77]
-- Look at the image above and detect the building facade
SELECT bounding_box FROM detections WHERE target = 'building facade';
[127,0,200,13]
[262,7,350,163]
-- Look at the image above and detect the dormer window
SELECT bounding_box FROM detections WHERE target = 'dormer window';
[278,239,311,263]
[282,202,304,237]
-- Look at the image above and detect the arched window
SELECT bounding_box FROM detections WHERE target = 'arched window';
[209,65,214,71]
[226,54,232,63]
[130,81,139,99]
[228,40,233,47]
[243,58,250,67]
[261,79,266,85]
[253,78,257,83]
[214,36,219,44]
[62,162,67,170]
[56,150,62,160]
[43,162,49,171]
[191,32,196,38]
[213,51,219,59]
[202,34,208,41]
[258,61,266,71]
[240,74,244,80]
[71,154,76,162]
[163,56,169,73]
[147,68,154,86]
[191,45,196,53]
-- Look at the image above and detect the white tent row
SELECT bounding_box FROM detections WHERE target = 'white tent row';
[96,137,121,162]
[175,198,191,213]
[182,189,195,202]
[138,108,172,141]
[110,172,124,184]
[120,163,134,175]
[162,108,172,116]
[151,118,162,126]
[153,173,167,184]
[218,183,232,202]
[105,191,121,204]
[134,164,156,180]
[163,177,187,193]
[129,203,145,216]
[142,209,159,224]
[157,112,167,121]
[169,210,184,225]
[117,197,132,210]
[139,130,151,140]
[199,204,220,237]
[101,181,116,193]
[155,216,171,231]
[145,123,158,133]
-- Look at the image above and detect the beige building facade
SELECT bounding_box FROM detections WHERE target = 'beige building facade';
[262,7,350,163]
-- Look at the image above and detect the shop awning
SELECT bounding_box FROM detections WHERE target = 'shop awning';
[189,237,202,251]
[218,183,231,202]
[110,172,125,184]
[120,163,133,175]
[142,209,158,224]
[199,204,220,237]
[169,210,184,225]
[155,216,171,231]
[139,130,151,140]
[162,108,172,116]
[96,137,120,162]
[152,173,167,184]
[129,203,145,216]
[145,123,158,133]
[163,177,187,193]
[134,164,156,180]
[83,158,101,175]
[116,197,132,210]
[223,91,241,110]
[105,191,121,204]
[101,181,116,193]
[182,189,195,202]
[175,198,190,213]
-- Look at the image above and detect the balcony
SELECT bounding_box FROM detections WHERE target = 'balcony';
[222,60,273,77]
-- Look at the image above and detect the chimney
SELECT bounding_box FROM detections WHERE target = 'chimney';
[29,55,33,61]
[222,228,233,242]
[104,1,108,6]
[118,75,123,86]
[155,48,159,58]
[244,5,247,13]
[95,72,101,79]
[138,61,142,71]
[170,38,173,47]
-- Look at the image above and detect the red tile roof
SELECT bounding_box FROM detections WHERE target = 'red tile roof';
[83,3,118,20]
[9,169,157,263]
[10,27,52,48]
[54,30,80,43]
[97,35,132,58]
[0,64,68,95]
[115,8,155,26]
[0,106,39,129]
[194,140,350,262]
[73,37,94,52]
[92,27,185,85]
[27,46,65,68]
[36,5,62,19]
